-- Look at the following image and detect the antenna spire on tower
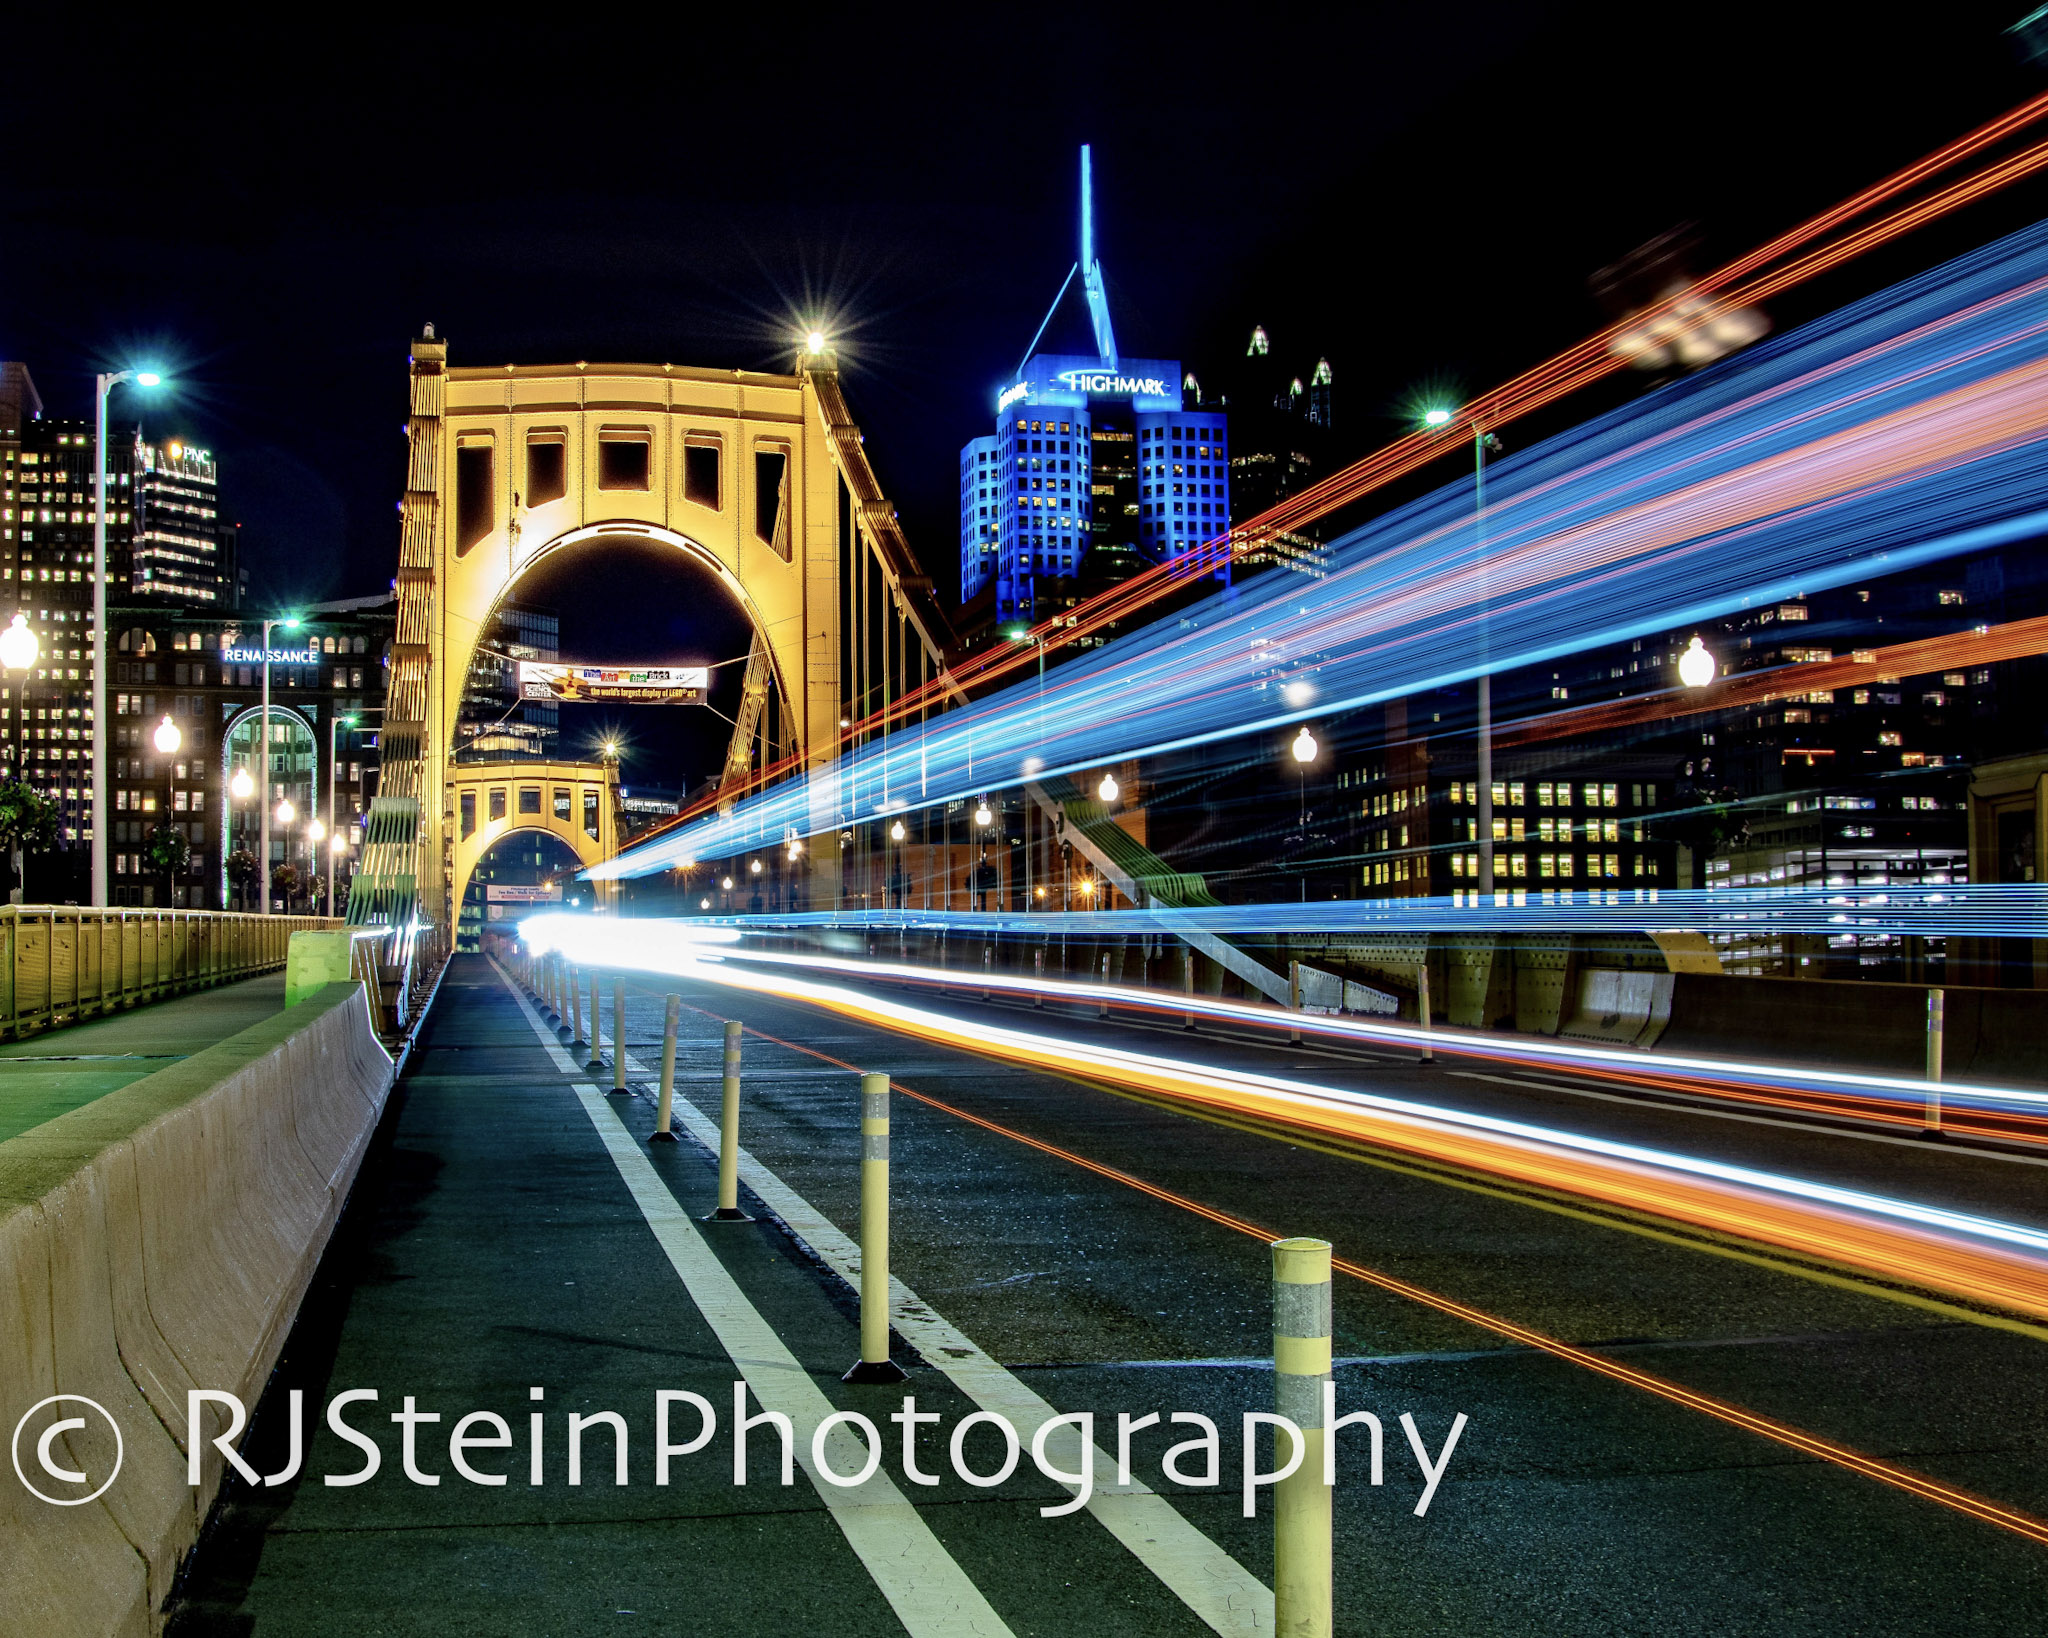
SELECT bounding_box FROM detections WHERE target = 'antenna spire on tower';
[1079,144,1120,370]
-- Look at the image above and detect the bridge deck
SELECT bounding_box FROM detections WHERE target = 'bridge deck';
[0,972,287,1143]
[156,953,2048,1634]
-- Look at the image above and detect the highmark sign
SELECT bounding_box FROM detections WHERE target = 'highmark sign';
[998,353,1182,415]
[1053,369,1170,397]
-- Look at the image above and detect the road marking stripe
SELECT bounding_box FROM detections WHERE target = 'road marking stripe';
[498,970,1015,1637]
[505,962,1273,1636]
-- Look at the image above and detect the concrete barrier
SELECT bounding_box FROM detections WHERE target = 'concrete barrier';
[0,981,394,1636]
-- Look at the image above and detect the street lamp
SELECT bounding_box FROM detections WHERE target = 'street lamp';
[256,613,303,914]
[1679,636,1717,689]
[1097,773,1119,804]
[275,797,295,825]
[889,819,906,842]
[230,765,254,800]
[91,366,166,906]
[324,708,375,922]
[0,614,38,672]
[974,800,992,827]
[1292,724,1318,830]
[1422,404,1503,901]
[152,715,181,755]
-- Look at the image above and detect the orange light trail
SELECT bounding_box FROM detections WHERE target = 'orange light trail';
[591,948,2048,1325]
[1496,611,2048,750]
[660,994,2048,1550]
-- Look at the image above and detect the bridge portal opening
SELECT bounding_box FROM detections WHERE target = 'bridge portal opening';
[482,534,771,824]
[456,829,586,953]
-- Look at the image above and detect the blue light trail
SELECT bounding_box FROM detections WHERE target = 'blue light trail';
[596,220,2048,879]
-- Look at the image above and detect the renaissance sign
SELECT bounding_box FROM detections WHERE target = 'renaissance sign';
[518,663,708,705]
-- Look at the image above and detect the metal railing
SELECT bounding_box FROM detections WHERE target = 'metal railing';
[0,906,338,1040]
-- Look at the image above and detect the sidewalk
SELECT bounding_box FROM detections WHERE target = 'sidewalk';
[0,972,288,1143]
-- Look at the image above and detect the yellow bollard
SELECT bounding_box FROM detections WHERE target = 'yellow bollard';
[1273,1236,1334,1637]
[706,1020,753,1220]
[649,994,681,1145]
[586,970,606,1073]
[843,1071,907,1383]
[608,980,630,1094]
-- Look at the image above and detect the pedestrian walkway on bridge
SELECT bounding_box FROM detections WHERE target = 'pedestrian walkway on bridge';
[0,972,287,1144]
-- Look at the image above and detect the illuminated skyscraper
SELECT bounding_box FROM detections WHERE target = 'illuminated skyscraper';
[960,148,1228,623]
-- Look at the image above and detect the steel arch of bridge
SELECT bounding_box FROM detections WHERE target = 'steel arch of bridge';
[350,333,952,938]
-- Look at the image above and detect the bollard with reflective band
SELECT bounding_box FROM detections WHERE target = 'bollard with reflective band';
[608,981,630,1094]
[649,995,682,1144]
[1923,987,1945,1137]
[1289,961,1304,1046]
[1099,951,1112,1018]
[706,1020,752,1220]
[844,1071,907,1383]
[1415,961,1435,1065]
[1183,947,1197,1031]
[568,964,584,1048]
[1033,947,1045,1009]
[586,971,606,1074]
[982,944,992,1001]
[1273,1236,1334,1637]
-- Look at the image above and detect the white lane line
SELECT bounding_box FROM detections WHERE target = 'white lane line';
[495,969,1014,1638]
[607,989,1275,1637]
[501,962,1273,1636]
[1447,1071,2048,1170]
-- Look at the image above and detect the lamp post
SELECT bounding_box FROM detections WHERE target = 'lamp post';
[1292,724,1318,900]
[255,614,302,913]
[90,367,164,907]
[327,708,375,915]
[1424,408,1502,903]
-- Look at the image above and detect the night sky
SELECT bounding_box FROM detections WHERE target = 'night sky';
[4,7,2042,784]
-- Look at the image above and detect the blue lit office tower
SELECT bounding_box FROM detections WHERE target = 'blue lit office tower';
[960,147,1227,621]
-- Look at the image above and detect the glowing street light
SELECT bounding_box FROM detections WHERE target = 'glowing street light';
[720,875,734,891]
[92,366,167,907]
[308,817,327,844]
[1679,635,1717,689]
[1097,773,1119,804]
[750,858,763,875]
[1292,724,1318,833]
[152,714,181,755]
[328,832,347,855]
[974,800,993,827]
[230,766,254,800]
[275,798,296,825]
[700,897,711,909]
[1422,407,1453,427]
[806,330,827,355]
[0,614,38,672]
[889,819,906,841]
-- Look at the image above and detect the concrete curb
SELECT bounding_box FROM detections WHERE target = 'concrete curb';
[0,981,395,1636]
